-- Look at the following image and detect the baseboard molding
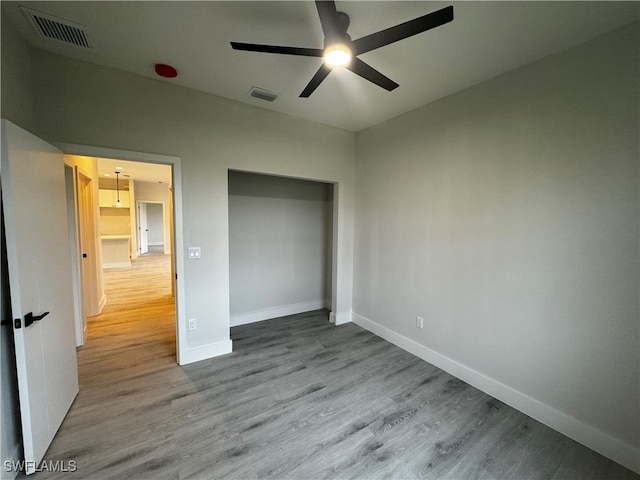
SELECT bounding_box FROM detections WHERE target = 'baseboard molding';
[178,339,232,365]
[230,300,329,327]
[333,311,352,326]
[102,261,131,269]
[351,312,639,474]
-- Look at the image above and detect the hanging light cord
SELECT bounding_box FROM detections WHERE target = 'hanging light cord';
[115,171,121,203]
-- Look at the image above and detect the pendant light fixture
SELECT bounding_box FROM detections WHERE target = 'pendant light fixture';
[115,171,122,207]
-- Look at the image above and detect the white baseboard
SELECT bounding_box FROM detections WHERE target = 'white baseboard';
[230,300,329,327]
[178,339,232,365]
[102,261,131,269]
[351,312,639,474]
[333,311,352,326]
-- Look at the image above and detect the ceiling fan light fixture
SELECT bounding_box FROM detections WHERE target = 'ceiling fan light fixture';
[323,44,352,67]
[231,2,454,97]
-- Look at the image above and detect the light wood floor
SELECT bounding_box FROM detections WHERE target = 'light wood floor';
[32,255,638,479]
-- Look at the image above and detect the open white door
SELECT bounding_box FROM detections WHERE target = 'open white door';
[138,201,149,255]
[1,120,79,474]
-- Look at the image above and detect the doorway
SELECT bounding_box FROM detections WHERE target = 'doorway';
[61,144,187,363]
[137,201,167,256]
[92,158,174,345]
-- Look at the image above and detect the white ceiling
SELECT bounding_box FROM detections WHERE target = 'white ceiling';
[3,1,638,132]
[97,157,172,185]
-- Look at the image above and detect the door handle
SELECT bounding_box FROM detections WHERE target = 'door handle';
[24,311,50,328]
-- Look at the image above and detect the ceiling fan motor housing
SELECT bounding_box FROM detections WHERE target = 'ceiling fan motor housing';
[324,11,352,49]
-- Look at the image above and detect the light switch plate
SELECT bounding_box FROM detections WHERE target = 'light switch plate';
[188,247,201,259]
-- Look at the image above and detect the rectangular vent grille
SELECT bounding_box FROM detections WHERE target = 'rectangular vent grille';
[249,86,278,102]
[21,7,91,48]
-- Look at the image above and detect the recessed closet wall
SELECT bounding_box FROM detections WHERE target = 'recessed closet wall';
[228,171,333,326]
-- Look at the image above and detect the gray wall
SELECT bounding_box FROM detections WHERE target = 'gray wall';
[2,6,638,473]
[25,41,357,353]
[354,22,639,470]
[0,14,355,468]
[1,14,33,132]
[228,171,332,324]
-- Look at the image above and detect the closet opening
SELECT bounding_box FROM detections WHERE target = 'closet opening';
[228,170,334,326]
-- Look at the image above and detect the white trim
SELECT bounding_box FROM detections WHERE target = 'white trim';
[54,142,187,366]
[102,261,131,269]
[98,294,107,314]
[55,143,180,166]
[230,300,329,327]
[63,164,84,347]
[178,339,233,365]
[351,311,640,474]
[333,311,352,326]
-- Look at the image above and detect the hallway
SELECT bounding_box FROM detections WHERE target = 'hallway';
[85,254,175,356]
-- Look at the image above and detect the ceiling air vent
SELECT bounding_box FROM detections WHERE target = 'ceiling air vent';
[249,86,278,102]
[21,6,92,49]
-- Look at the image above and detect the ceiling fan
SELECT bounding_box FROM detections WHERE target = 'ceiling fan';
[231,1,453,98]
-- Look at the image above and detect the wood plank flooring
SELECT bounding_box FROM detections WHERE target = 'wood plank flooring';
[31,255,638,479]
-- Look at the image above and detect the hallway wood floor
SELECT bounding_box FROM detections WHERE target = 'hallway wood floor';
[32,255,637,479]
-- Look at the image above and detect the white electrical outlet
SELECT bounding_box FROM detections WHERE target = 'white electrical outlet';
[188,318,197,330]
[416,316,424,329]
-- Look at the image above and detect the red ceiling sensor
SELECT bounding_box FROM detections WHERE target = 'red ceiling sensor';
[155,63,178,78]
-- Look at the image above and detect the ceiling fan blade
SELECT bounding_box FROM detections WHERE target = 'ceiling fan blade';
[352,5,453,55]
[315,0,339,39]
[300,64,332,97]
[231,42,323,57]
[346,57,399,91]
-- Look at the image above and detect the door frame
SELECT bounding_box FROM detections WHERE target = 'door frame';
[76,168,102,320]
[55,142,188,364]
[64,164,86,346]
[137,200,150,256]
